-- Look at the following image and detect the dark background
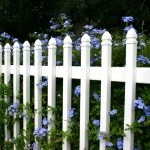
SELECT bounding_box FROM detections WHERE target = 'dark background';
[0,0,150,41]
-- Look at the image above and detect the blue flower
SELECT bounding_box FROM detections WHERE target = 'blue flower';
[12,38,19,43]
[32,143,38,150]
[109,109,117,116]
[55,36,63,46]
[92,93,100,101]
[92,29,106,35]
[56,60,62,65]
[84,25,93,30]
[1,32,11,39]
[64,20,71,28]
[133,97,145,109]
[123,25,133,31]
[122,16,134,23]
[92,119,100,126]
[74,38,81,51]
[50,24,59,30]
[117,138,123,149]
[33,128,47,139]
[105,141,113,147]
[90,37,100,49]
[138,115,145,123]
[144,106,150,116]
[42,118,49,126]
[74,85,80,96]
[98,133,103,140]
[68,108,76,118]
[137,55,150,64]
[8,100,20,116]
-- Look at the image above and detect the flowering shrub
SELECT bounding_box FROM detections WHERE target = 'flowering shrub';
[1,14,150,150]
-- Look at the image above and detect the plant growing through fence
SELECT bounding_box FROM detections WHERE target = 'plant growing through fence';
[1,14,150,150]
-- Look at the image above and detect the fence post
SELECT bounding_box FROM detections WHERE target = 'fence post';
[13,42,20,145]
[80,34,90,150]
[23,41,30,146]
[47,38,56,133]
[100,31,112,150]
[34,39,42,137]
[4,43,11,141]
[63,35,72,150]
[123,28,137,150]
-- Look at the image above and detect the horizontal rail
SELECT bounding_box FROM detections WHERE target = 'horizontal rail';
[2,65,150,83]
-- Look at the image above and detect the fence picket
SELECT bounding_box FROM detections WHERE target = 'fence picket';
[80,34,90,150]
[34,39,42,136]
[23,41,30,146]
[13,42,20,144]
[100,31,112,150]
[4,43,11,141]
[47,38,56,132]
[123,28,137,150]
[63,35,72,150]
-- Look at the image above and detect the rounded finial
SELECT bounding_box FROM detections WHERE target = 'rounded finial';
[126,28,137,38]
[13,42,20,48]
[102,31,112,41]
[48,37,56,45]
[34,39,42,46]
[81,34,90,43]
[63,35,72,44]
[23,41,30,47]
[4,43,10,49]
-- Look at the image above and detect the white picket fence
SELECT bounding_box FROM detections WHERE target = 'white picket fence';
[0,28,150,150]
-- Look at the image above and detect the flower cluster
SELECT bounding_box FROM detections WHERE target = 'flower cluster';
[109,109,117,116]
[33,118,49,139]
[68,108,76,118]
[74,85,80,97]
[133,97,150,123]
[122,16,134,23]
[33,127,47,139]
[117,138,123,149]
[8,100,20,116]
[92,93,101,101]
[92,119,100,126]
[36,77,48,88]
[137,55,150,64]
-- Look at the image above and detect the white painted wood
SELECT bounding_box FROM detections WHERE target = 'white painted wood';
[1,32,150,150]
[23,41,30,145]
[4,43,11,141]
[47,38,56,132]
[62,36,72,150]
[13,42,20,143]
[80,34,90,150]
[34,39,42,131]
[100,31,112,150]
[123,28,137,150]
[4,65,150,84]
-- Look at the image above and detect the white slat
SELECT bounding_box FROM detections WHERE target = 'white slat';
[100,31,112,150]
[34,39,42,132]
[13,42,20,143]
[80,34,90,150]
[62,36,72,150]
[123,28,137,150]
[47,38,56,132]
[4,43,11,141]
[23,41,30,145]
